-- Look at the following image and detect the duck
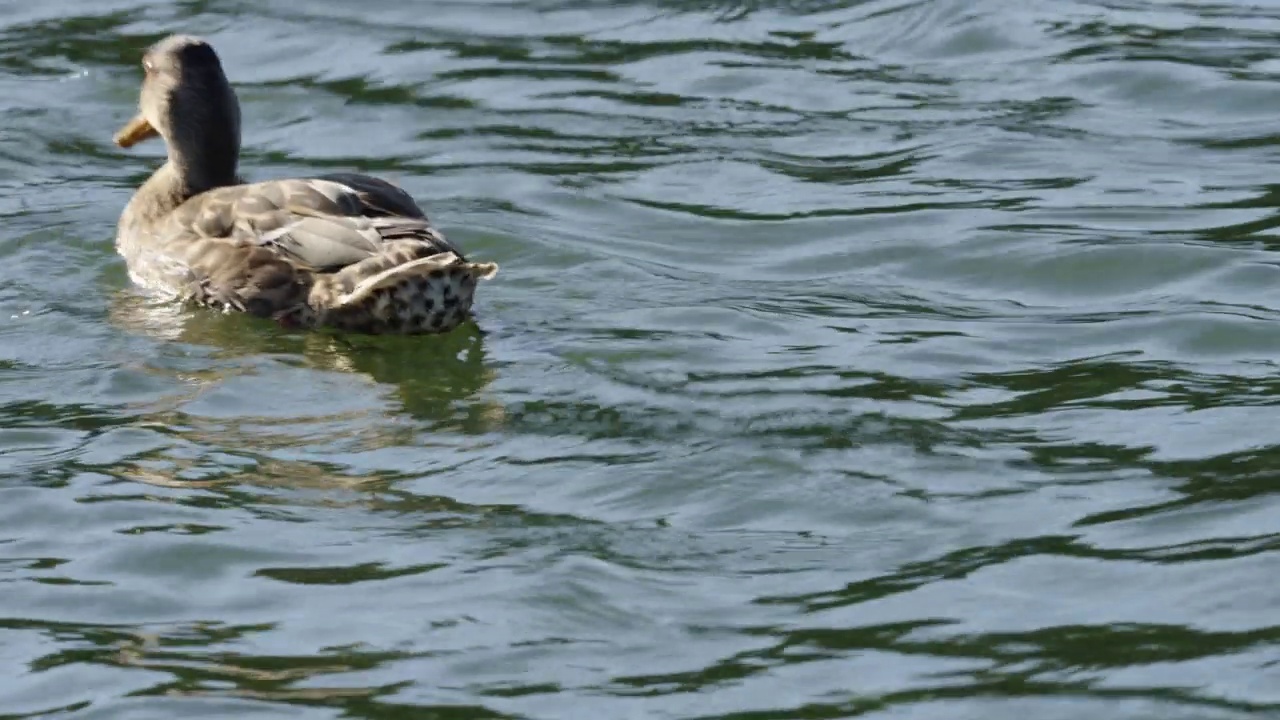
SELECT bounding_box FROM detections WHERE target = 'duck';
[113,34,498,334]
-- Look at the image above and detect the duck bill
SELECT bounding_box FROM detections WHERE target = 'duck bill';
[114,114,158,148]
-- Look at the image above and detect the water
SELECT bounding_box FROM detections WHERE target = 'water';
[2,0,1279,717]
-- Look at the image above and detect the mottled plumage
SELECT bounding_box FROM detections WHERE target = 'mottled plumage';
[114,35,498,334]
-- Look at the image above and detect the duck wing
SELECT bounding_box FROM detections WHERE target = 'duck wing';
[168,175,460,268]
[151,175,463,316]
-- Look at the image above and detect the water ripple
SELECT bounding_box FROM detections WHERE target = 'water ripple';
[3,0,1280,717]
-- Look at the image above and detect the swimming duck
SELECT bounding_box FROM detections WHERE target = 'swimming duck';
[113,34,498,334]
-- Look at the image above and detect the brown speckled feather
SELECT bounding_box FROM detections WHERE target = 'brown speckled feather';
[114,35,498,335]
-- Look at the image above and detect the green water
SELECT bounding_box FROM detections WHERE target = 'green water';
[2,0,1279,718]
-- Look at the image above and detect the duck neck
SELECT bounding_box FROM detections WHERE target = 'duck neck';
[120,156,233,238]
[166,124,241,196]
[120,163,183,226]
[124,133,241,224]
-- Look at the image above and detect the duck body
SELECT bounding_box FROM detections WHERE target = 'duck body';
[114,35,497,334]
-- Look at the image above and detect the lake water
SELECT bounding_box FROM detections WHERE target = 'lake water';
[2,0,1279,718]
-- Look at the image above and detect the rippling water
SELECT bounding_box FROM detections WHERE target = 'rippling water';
[2,0,1280,717]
